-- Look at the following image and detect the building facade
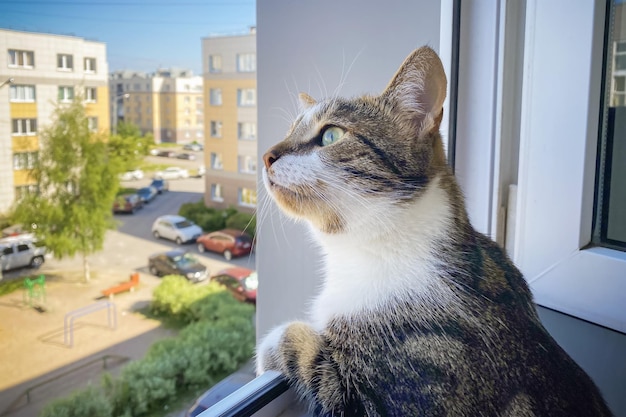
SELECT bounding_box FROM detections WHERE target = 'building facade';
[108,68,204,144]
[0,29,109,214]
[202,30,257,214]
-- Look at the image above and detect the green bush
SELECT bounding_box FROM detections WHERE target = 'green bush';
[178,201,255,235]
[225,212,256,237]
[39,386,112,417]
[40,278,255,417]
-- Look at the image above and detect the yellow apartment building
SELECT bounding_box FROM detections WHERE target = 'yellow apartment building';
[0,29,109,214]
[108,69,204,144]
[202,29,257,214]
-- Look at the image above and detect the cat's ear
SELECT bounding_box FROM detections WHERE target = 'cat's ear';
[298,92,317,110]
[382,46,447,136]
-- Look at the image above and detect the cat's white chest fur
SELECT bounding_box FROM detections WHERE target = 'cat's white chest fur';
[308,177,455,329]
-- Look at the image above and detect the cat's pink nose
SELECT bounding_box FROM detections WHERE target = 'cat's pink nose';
[263,151,279,169]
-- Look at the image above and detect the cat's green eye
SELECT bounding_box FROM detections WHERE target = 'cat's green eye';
[321,126,345,146]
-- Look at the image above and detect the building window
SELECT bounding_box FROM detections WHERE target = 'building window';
[210,88,222,105]
[210,152,223,170]
[58,86,75,102]
[14,184,39,201]
[237,89,256,107]
[84,57,97,73]
[237,53,256,72]
[238,155,257,174]
[11,119,37,136]
[8,49,34,68]
[210,121,222,138]
[238,187,257,207]
[238,122,257,140]
[87,117,98,131]
[85,87,97,102]
[209,55,222,73]
[57,54,74,71]
[9,85,36,102]
[211,183,224,202]
[13,151,38,170]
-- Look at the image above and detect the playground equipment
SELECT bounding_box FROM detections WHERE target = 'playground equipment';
[64,301,117,347]
[23,275,46,308]
[101,272,140,298]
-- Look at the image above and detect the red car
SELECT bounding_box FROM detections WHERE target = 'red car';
[211,267,257,304]
[196,229,253,260]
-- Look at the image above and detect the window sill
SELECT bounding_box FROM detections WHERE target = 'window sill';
[200,371,309,417]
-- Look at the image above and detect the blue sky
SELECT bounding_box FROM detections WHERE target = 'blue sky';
[0,0,256,75]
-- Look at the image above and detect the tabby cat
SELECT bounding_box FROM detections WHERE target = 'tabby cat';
[257,46,612,416]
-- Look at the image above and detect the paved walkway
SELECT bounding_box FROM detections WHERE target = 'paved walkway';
[0,266,176,417]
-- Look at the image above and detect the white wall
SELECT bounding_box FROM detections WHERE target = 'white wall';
[256,0,442,340]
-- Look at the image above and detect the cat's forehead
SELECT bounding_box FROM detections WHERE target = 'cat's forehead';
[289,96,375,138]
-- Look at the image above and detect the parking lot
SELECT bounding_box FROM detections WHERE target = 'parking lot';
[0,158,256,417]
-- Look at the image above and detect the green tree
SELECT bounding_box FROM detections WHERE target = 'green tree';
[11,98,121,282]
[107,121,154,171]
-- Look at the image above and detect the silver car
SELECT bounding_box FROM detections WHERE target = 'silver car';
[0,234,47,271]
[151,215,202,245]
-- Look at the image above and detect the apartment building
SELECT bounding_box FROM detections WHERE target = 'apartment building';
[0,29,109,214]
[202,29,257,214]
[108,68,204,144]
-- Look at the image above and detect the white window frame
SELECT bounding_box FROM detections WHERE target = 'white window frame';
[238,187,257,208]
[85,87,97,103]
[8,49,34,68]
[209,55,222,73]
[454,0,626,333]
[237,53,256,72]
[12,119,37,136]
[211,152,223,170]
[84,57,97,73]
[58,86,74,102]
[87,116,98,131]
[210,120,222,138]
[238,122,257,140]
[237,88,256,107]
[210,88,222,105]
[9,85,36,102]
[57,53,73,71]
[211,183,224,202]
[238,155,257,174]
[13,151,38,170]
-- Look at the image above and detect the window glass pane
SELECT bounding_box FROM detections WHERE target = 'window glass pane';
[596,0,626,250]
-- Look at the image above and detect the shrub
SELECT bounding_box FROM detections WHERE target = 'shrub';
[225,212,256,237]
[41,278,256,417]
[39,386,112,417]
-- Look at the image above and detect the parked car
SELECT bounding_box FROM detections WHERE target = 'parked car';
[154,167,189,180]
[0,234,47,271]
[183,142,203,152]
[113,194,143,214]
[196,229,253,260]
[118,168,144,181]
[152,215,202,245]
[148,249,208,283]
[186,372,255,417]
[196,165,206,177]
[149,178,169,194]
[176,152,196,161]
[137,186,158,204]
[156,150,176,158]
[211,267,258,304]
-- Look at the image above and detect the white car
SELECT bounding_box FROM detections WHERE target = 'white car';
[119,168,144,181]
[152,215,203,245]
[153,167,189,180]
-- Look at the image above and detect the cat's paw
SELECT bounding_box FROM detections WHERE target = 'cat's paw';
[256,322,290,375]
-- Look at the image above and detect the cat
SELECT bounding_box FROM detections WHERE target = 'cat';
[256,46,612,417]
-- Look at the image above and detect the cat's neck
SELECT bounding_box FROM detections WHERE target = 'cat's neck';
[309,175,467,329]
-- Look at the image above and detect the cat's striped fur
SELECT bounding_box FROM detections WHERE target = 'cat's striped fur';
[257,46,611,416]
